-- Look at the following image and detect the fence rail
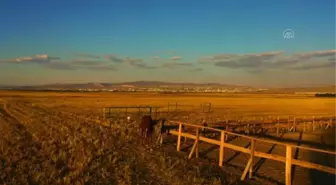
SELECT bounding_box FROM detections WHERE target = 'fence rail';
[103,106,162,120]
[204,115,335,134]
[166,121,336,185]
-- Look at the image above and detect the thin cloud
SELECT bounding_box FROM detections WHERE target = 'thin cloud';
[124,57,156,69]
[88,64,117,71]
[151,56,160,60]
[73,52,100,59]
[206,49,336,72]
[105,55,124,63]
[214,51,283,69]
[162,62,193,69]
[171,56,182,61]
[292,49,336,60]
[189,68,204,72]
[0,54,118,71]
[70,59,105,66]
[197,56,216,64]
[0,54,61,64]
[45,62,76,70]
[69,59,117,70]
[290,61,336,71]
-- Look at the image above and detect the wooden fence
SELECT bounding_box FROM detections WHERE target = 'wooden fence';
[103,106,161,121]
[204,115,335,134]
[167,101,196,113]
[200,102,212,113]
[166,121,336,185]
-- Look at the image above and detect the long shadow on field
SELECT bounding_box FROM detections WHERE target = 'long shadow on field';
[199,135,239,158]
[225,129,268,164]
[255,133,335,150]
[180,133,242,157]
[253,132,285,174]
[309,129,336,185]
[291,132,303,184]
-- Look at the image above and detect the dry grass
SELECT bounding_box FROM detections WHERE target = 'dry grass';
[0,91,335,185]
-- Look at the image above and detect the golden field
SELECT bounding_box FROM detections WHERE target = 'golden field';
[2,91,335,117]
[0,91,335,185]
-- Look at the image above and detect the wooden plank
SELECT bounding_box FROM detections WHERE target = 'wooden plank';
[254,151,286,163]
[294,145,336,155]
[219,131,225,166]
[249,139,255,178]
[170,130,221,145]
[188,138,198,159]
[286,145,292,185]
[171,128,336,156]
[292,159,336,174]
[196,128,200,158]
[168,120,222,132]
[241,157,252,180]
[177,123,182,151]
[168,122,336,177]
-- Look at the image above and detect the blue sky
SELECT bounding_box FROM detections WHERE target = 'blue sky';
[0,0,335,87]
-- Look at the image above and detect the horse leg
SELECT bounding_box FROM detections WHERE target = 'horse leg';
[144,128,148,145]
[148,133,153,146]
[141,129,146,145]
[140,130,143,144]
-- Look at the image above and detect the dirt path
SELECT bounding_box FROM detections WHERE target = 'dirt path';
[0,107,59,184]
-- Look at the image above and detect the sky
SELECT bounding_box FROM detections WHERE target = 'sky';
[0,0,335,87]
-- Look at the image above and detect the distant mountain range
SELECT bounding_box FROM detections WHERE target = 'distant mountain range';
[0,81,247,90]
[0,81,334,92]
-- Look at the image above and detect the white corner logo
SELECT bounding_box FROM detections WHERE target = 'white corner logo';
[283,29,294,39]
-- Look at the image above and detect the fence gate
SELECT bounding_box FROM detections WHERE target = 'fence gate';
[103,106,161,121]
[167,101,195,113]
[200,102,212,113]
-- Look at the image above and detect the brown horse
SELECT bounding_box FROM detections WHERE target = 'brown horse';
[139,115,165,145]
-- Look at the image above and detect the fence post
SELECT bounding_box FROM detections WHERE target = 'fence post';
[177,123,182,151]
[188,127,200,159]
[328,118,333,129]
[285,145,292,185]
[103,108,105,120]
[277,116,280,135]
[312,116,315,131]
[196,128,200,158]
[219,131,225,166]
[249,139,255,178]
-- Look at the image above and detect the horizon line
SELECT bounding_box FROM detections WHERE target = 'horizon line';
[1,80,335,89]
